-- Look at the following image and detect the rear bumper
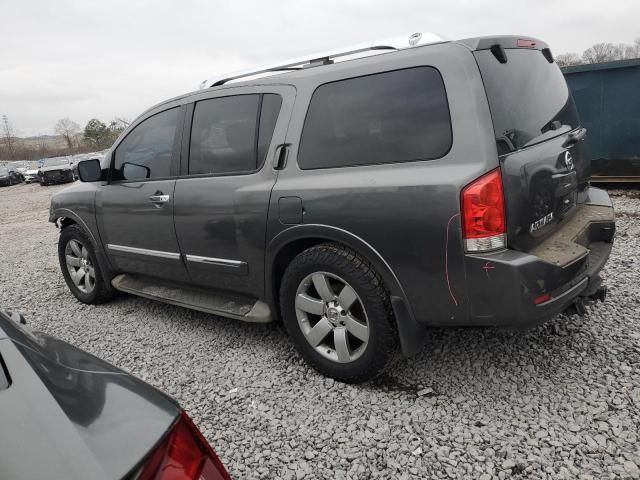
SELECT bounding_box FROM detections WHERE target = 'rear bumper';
[464,187,614,327]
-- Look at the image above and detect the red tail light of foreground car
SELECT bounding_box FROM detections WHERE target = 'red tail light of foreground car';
[137,411,232,480]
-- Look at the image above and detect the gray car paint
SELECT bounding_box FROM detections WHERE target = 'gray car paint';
[0,311,180,480]
[50,36,615,355]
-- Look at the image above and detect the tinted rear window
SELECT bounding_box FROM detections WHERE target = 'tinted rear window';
[475,49,580,155]
[298,67,452,169]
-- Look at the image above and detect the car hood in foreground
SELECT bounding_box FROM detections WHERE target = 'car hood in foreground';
[0,311,180,480]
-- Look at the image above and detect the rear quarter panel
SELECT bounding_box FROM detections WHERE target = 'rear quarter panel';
[269,42,500,326]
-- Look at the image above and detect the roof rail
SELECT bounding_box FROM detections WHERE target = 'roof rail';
[198,32,445,89]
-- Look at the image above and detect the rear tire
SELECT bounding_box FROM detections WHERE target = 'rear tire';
[280,243,397,383]
[58,225,115,304]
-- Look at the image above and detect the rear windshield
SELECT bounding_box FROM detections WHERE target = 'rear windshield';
[475,49,579,155]
[44,158,69,167]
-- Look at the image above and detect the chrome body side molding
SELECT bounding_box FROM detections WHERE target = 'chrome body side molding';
[185,254,246,267]
[106,244,181,260]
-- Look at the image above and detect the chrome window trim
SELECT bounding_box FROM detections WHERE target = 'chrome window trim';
[185,254,245,267]
[107,244,181,260]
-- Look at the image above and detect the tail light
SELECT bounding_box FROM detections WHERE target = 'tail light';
[137,411,232,480]
[461,168,506,252]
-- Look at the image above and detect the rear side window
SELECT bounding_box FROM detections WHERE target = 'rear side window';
[475,49,580,155]
[189,94,282,176]
[113,107,180,181]
[258,94,282,165]
[298,67,452,169]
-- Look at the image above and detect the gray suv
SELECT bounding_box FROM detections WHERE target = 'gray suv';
[50,34,615,382]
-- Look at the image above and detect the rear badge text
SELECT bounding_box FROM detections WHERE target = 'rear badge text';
[530,212,554,232]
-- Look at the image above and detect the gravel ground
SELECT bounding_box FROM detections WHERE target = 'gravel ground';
[1,181,639,479]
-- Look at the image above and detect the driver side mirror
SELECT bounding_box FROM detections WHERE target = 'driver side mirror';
[77,159,103,182]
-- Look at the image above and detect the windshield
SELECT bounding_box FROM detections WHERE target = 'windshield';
[0,167,8,175]
[44,158,69,167]
[475,48,580,155]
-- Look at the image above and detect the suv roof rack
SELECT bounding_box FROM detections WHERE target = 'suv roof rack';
[199,32,445,90]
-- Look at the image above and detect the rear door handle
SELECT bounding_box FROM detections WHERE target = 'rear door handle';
[149,194,170,204]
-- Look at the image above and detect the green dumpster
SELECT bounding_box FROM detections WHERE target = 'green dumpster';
[563,59,640,179]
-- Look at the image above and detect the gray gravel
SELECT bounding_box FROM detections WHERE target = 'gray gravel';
[1,182,639,479]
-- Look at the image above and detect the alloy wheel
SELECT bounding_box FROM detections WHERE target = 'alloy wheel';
[295,271,370,364]
[65,239,96,294]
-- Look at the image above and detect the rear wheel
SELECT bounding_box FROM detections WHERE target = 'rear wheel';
[280,243,397,383]
[58,225,115,304]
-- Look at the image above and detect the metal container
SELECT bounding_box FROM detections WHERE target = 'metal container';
[563,58,640,180]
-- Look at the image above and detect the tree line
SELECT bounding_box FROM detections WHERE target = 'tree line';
[556,38,640,67]
[0,116,130,161]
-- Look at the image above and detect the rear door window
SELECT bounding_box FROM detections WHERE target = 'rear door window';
[298,67,452,169]
[474,49,580,155]
[189,94,282,176]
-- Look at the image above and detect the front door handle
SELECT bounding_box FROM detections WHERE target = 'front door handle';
[149,194,170,204]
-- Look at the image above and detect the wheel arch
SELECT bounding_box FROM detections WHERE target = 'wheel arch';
[51,208,115,280]
[266,225,426,356]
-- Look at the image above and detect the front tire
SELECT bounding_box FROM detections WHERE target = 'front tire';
[58,225,115,304]
[280,243,397,383]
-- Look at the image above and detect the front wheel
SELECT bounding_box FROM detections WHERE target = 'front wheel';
[58,225,115,304]
[280,243,397,383]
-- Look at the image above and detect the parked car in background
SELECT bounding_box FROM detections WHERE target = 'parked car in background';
[0,309,231,480]
[0,166,22,186]
[51,33,614,383]
[38,157,76,185]
[8,162,27,182]
[23,166,40,184]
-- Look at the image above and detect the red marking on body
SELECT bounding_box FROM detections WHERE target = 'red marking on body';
[482,262,495,277]
[445,213,460,307]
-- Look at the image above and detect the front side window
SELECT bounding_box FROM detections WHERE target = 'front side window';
[298,67,452,169]
[113,107,180,181]
[188,94,282,176]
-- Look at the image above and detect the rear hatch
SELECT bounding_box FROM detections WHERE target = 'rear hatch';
[472,38,591,251]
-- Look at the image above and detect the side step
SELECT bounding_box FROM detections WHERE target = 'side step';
[111,274,272,323]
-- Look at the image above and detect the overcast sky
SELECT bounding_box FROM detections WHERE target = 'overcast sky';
[1,0,638,136]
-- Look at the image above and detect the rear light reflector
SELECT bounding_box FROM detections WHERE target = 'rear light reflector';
[138,411,231,480]
[461,168,506,253]
[534,293,552,305]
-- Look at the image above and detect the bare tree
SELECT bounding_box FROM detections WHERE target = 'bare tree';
[622,37,640,60]
[582,43,621,64]
[556,52,582,67]
[54,118,80,150]
[1,115,17,160]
